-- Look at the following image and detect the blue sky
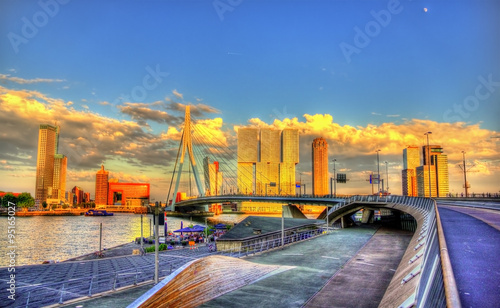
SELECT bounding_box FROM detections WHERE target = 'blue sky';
[1,0,499,200]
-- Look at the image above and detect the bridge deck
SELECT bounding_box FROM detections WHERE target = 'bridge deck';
[438,204,500,308]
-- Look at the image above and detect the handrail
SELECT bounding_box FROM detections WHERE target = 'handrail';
[434,202,462,308]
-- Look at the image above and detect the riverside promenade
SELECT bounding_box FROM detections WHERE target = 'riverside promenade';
[50,225,412,308]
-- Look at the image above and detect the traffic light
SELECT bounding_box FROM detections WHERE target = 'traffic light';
[337,173,347,183]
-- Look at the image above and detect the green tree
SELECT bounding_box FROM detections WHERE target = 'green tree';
[42,201,48,209]
[1,193,17,207]
[17,192,35,208]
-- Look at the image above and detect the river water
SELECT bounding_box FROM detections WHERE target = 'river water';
[0,213,274,267]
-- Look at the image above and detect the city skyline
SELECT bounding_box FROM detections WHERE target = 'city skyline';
[1,1,499,201]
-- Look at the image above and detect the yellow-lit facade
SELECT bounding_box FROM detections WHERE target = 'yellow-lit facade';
[52,154,67,201]
[434,154,449,197]
[416,165,436,197]
[237,127,299,195]
[35,124,58,204]
[95,165,109,205]
[312,137,328,196]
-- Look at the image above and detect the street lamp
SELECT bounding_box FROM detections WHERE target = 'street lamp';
[332,159,337,197]
[384,161,389,193]
[376,150,381,193]
[461,151,468,198]
[424,132,432,198]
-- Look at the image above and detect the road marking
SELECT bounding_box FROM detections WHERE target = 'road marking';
[356,261,375,266]
[282,253,304,256]
[321,256,340,259]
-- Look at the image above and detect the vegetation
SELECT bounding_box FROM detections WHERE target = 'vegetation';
[1,192,35,208]
[17,192,35,208]
[145,244,169,253]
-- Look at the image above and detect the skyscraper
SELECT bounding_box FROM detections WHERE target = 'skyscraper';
[35,124,58,205]
[312,137,328,196]
[95,165,109,205]
[203,157,223,196]
[237,128,258,194]
[402,146,420,196]
[413,145,449,198]
[434,153,449,197]
[280,129,299,195]
[237,127,299,195]
[52,154,67,201]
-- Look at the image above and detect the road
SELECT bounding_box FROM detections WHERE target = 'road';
[437,204,500,308]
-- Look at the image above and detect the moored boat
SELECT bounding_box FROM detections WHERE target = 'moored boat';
[84,209,114,216]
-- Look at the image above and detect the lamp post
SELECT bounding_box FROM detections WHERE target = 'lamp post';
[384,161,389,193]
[462,151,468,198]
[332,159,337,197]
[424,132,432,198]
[376,150,381,193]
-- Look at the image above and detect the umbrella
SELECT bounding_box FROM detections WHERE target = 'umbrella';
[191,225,206,232]
[173,227,193,233]
[214,223,226,229]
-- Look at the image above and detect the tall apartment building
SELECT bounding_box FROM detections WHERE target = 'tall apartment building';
[52,154,67,200]
[95,165,109,205]
[402,146,420,196]
[405,144,449,198]
[35,124,58,204]
[203,157,223,196]
[237,127,299,195]
[72,186,84,205]
[312,137,329,196]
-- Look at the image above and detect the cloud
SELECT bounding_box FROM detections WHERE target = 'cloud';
[387,114,400,118]
[165,102,220,117]
[172,89,183,99]
[371,112,382,116]
[0,74,65,84]
[237,114,500,194]
[118,102,182,127]
[0,85,181,172]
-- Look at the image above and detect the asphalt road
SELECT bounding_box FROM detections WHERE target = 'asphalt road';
[438,205,500,308]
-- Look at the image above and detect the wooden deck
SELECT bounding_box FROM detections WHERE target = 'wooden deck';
[138,255,279,308]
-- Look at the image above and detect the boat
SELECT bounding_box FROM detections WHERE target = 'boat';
[84,209,114,216]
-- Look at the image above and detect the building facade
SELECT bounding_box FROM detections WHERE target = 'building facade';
[409,145,449,198]
[237,127,299,195]
[312,137,329,196]
[35,124,58,205]
[402,146,420,196]
[203,157,223,196]
[108,182,150,207]
[71,186,84,205]
[52,154,67,201]
[95,165,109,205]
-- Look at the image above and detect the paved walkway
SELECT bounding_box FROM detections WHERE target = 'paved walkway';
[201,226,412,308]
[438,205,500,308]
[3,225,413,308]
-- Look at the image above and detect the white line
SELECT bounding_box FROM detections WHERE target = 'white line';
[282,253,304,256]
[321,256,340,259]
[356,261,375,266]
[159,254,197,260]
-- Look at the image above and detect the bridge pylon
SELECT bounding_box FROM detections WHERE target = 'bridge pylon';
[170,105,205,211]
